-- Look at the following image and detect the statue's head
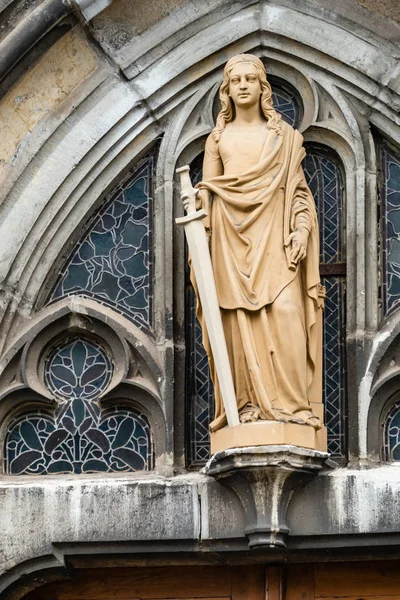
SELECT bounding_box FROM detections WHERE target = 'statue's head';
[213,54,281,142]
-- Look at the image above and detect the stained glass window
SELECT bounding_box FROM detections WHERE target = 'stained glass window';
[271,84,301,128]
[185,90,347,466]
[184,154,214,466]
[383,401,400,461]
[48,153,155,332]
[380,141,400,315]
[5,337,152,474]
[303,148,347,458]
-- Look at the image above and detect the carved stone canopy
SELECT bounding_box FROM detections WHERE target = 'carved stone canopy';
[203,445,335,549]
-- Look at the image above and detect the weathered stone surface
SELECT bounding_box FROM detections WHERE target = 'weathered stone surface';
[204,467,400,540]
[90,0,257,75]
[356,0,400,24]
[0,0,43,44]
[0,475,201,575]
[91,0,187,49]
[289,466,400,536]
[75,0,114,21]
[2,467,400,576]
[0,30,98,165]
[198,477,244,540]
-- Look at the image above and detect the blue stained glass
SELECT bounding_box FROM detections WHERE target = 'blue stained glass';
[185,155,214,466]
[48,154,155,331]
[99,408,152,472]
[186,282,215,465]
[381,142,400,315]
[272,88,300,128]
[303,152,344,264]
[45,339,112,400]
[384,402,400,461]
[303,149,347,458]
[186,120,347,465]
[321,276,346,456]
[5,338,153,474]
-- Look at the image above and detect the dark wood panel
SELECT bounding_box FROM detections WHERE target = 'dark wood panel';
[284,565,314,600]
[232,566,265,600]
[24,567,240,600]
[266,567,282,600]
[321,596,399,600]
[24,560,400,600]
[315,561,400,597]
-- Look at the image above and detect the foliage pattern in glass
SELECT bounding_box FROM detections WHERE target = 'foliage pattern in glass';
[49,155,154,331]
[381,142,400,315]
[384,401,400,461]
[186,89,347,466]
[5,338,152,474]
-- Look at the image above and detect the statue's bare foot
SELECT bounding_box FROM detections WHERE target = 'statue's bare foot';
[239,403,261,423]
[306,416,322,430]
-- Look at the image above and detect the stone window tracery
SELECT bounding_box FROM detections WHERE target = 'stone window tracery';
[48,152,155,332]
[383,400,400,462]
[5,336,153,475]
[379,140,400,316]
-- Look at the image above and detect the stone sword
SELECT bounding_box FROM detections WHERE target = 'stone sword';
[176,165,240,428]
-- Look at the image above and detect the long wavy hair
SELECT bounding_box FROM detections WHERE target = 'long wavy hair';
[212,54,282,142]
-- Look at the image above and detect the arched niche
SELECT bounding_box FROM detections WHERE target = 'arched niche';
[367,315,400,462]
[174,76,348,466]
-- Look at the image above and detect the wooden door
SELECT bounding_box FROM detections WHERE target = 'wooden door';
[22,560,400,600]
[285,561,400,600]
[24,566,266,600]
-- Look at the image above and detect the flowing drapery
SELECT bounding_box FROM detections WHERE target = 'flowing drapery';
[192,121,322,431]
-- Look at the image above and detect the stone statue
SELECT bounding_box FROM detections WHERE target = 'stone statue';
[183,54,324,435]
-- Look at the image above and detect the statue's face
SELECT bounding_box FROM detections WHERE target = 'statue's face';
[228,62,262,110]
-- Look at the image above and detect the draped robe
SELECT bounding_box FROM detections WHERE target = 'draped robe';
[193,119,322,432]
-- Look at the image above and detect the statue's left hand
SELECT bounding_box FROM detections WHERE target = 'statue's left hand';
[284,227,309,264]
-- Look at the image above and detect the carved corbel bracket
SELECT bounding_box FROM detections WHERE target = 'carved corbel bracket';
[204,445,334,549]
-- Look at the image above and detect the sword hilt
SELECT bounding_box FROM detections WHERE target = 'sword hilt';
[176,165,198,214]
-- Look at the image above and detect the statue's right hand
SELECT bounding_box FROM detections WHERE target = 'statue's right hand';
[181,189,199,214]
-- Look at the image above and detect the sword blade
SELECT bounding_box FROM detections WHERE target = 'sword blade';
[176,210,240,427]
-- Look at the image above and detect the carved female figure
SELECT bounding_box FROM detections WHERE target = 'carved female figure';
[190,54,323,432]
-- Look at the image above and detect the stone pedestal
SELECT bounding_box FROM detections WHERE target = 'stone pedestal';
[204,445,334,549]
[210,421,327,454]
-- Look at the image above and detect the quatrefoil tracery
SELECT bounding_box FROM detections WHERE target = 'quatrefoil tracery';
[5,337,152,474]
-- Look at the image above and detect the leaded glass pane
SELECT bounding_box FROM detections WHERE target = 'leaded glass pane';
[271,88,300,128]
[186,279,215,465]
[5,338,152,474]
[44,338,113,400]
[48,153,154,331]
[380,142,400,315]
[185,107,347,465]
[185,154,214,467]
[384,401,400,461]
[303,152,345,264]
[321,276,347,456]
